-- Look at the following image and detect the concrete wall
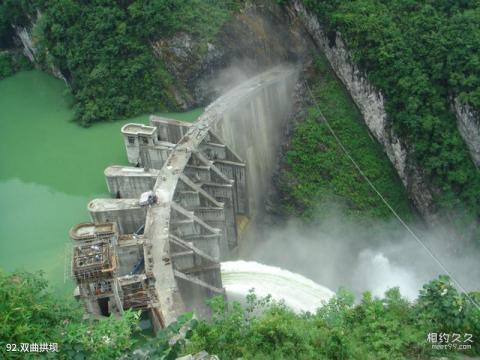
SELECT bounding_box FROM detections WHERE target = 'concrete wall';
[210,70,297,221]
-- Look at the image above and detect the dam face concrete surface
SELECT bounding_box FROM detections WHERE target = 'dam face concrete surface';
[69,67,297,328]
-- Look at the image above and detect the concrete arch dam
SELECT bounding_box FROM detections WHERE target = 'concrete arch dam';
[69,66,297,329]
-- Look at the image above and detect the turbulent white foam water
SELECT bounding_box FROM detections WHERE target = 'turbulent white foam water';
[221,260,335,313]
[353,250,419,300]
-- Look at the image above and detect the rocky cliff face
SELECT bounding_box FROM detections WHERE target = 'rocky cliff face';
[290,0,437,220]
[11,11,68,83]
[453,98,480,168]
[153,2,309,109]
[8,2,307,105]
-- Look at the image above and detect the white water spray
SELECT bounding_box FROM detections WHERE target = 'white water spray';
[353,250,419,300]
[221,260,334,313]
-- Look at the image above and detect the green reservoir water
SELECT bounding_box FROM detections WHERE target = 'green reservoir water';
[0,70,202,294]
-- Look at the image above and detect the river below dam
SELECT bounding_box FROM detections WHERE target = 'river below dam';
[0,70,202,295]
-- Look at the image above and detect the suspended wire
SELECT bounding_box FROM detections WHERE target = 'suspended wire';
[304,80,480,311]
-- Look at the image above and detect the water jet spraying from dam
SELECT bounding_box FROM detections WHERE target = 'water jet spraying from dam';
[69,66,298,330]
[221,260,334,313]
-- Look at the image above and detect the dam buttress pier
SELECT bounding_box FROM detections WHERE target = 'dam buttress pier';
[71,116,247,328]
[69,67,297,328]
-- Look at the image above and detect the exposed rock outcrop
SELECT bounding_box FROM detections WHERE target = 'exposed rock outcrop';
[177,351,219,360]
[453,98,480,168]
[6,0,458,224]
[153,2,309,109]
[291,0,437,220]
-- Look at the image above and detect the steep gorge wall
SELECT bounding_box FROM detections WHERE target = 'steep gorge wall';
[291,0,437,220]
[10,12,68,83]
[12,24,36,63]
[454,99,480,168]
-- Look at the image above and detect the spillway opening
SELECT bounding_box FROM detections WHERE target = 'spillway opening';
[221,260,334,313]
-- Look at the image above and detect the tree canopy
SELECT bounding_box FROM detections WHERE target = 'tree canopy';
[185,279,480,359]
[0,0,237,125]
[2,268,478,359]
[302,0,480,227]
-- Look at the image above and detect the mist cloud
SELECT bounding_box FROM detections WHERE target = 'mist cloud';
[241,206,480,301]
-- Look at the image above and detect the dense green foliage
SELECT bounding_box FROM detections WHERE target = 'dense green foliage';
[0,0,237,125]
[1,269,479,359]
[0,1,39,49]
[279,55,412,221]
[0,1,36,80]
[301,0,480,222]
[127,312,199,359]
[0,269,139,359]
[0,53,15,79]
[38,0,237,126]
[186,280,480,359]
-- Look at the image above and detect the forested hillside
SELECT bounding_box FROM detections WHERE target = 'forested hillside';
[302,0,480,227]
[1,270,479,359]
[0,0,237,125]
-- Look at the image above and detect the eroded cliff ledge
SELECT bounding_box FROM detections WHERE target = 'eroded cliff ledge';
[291,0,438,221]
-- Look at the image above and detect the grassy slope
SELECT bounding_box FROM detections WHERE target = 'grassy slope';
[280,55,412,221]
